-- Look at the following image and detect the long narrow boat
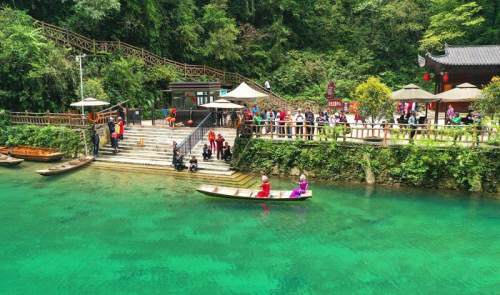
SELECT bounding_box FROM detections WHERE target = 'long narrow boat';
[1,146,64,162]
[197,184,312,201]
[0,154,24,167]
[36,156,94,176]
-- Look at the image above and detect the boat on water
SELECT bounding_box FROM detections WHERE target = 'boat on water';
[197,184,312,201]
[0,154,24,167]
[0,146,64,162]
[36,156,94,176]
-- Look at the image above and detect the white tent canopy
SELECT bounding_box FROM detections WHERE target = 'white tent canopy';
[70,97,110,107]
[434,83,482,102]
[200,99,243,109]
[221,82,268,100]
[391,84,437,102]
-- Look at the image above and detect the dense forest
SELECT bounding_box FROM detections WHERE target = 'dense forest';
[0,0,498,111]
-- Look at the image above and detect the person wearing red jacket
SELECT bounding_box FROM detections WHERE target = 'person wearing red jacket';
[215,134,225,160]
[208,129,216,151]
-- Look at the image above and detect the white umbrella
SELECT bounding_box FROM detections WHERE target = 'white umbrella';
[221,82,268,100]
[434,83,482,102]
[392,84,437,102]
[70,97,110,107]
[200,99,243,109]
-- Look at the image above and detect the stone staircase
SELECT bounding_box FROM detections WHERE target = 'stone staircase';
[96,125,237,176]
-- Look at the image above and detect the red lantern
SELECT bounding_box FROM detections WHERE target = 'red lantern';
[442,72,449,83]
[423,72,431,81]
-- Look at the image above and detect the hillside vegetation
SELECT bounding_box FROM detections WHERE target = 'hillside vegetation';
[0,0,498,110]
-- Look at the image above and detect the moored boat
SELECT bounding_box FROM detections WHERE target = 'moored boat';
[2,146,64,162]
[197,184,312,201]
[36,156,94,176]
[0,154,24,167]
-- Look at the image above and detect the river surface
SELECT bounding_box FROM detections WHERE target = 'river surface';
[0,163,498,294]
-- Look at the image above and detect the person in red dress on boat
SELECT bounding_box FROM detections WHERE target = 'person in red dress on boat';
[256,175,271,198]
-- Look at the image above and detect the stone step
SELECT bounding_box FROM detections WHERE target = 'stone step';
[95,157,234,175]
[91,162,255,187]
[97,154,231,170]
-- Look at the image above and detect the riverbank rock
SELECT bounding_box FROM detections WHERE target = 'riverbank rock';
[362,153,375,185]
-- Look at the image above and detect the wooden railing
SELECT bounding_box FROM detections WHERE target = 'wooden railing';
[8,111,119,127]
[9,112,87,127]
[32,19,288,109]
[240,121,499,147]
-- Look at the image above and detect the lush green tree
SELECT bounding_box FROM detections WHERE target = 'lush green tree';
[1,0,499,108]
[354,77,394,124]
[0,7,76,111]
[102,56,145,107]
[420,2,485,52]
[172,0,202,62]
[474,77,500,119]
[80,77,108,101]
[201,0,241,67]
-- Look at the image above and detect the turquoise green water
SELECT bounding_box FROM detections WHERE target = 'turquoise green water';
[0,163,498,294]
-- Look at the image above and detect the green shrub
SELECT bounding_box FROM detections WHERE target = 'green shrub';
[1,125,84,157]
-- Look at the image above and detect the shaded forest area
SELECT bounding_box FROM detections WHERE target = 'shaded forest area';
[0,0,498,111]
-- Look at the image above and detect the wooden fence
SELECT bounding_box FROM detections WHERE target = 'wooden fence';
[8,111,118,127]
[32,19,288,109]
[239,121,499,147]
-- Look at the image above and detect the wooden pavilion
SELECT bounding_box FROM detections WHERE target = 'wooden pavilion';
[419,45,500,112]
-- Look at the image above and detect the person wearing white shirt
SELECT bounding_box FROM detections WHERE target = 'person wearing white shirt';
[295,109,305,139]
[264,80,271,92]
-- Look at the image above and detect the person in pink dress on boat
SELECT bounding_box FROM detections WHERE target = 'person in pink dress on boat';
[256,175,271,198]
[290,174,308,198]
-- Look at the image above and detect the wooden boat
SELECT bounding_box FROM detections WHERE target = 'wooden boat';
[197,184,312,201]
[2,146,64,162]
[0,146,8,154]
[36,156,94,176]
[0,154,24,166]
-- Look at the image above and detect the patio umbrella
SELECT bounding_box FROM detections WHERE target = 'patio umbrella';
[70,97,110,107]
[200,99,244,109]
[391,84,437,102]
[392,84,438,121]
[221,82,268,101]
[434,83,482,102]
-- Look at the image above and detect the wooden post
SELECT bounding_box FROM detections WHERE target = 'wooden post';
[434,101,439,124]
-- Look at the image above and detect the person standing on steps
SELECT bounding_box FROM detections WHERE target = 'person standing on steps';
[107,117,117,153]
[91,124,100,157]
[118,117,124,140]
[264,80,271,92]
[215,134,225,160]
[208,129,216,152]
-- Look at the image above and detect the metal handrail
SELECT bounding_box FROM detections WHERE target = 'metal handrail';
[177,112,214,156]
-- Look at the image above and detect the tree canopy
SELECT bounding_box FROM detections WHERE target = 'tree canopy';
[0,0,498,111]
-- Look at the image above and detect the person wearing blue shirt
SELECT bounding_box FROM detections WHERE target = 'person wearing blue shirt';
[252,105,260,115]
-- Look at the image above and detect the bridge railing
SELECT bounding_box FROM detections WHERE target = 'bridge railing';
[8,112,87,127]
[239,121,499,147]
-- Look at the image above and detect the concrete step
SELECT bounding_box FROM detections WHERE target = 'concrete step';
[95,157,234,175]
[91,162,254,187]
